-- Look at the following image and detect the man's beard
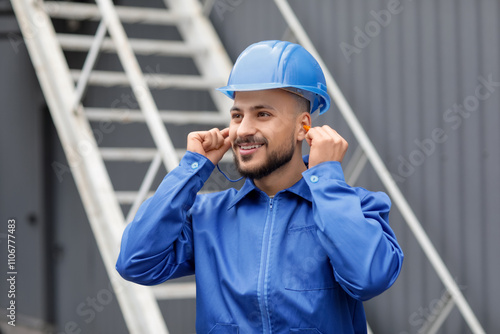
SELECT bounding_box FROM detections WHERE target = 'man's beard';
[233,135,296,180]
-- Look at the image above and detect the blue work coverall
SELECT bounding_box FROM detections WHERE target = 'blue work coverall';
[116,152,404,333]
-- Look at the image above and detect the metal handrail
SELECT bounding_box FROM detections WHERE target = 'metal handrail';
[273,1,485,333]
[95,0,179,173]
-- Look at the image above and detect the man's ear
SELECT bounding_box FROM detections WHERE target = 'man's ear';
[297,112,311,141]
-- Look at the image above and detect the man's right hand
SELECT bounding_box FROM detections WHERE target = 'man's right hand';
[187,128,232,165]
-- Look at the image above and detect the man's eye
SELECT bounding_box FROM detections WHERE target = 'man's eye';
[258,112,271,117]
[231,114,242,119]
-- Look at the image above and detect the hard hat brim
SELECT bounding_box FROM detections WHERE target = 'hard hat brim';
[217,83,330,114]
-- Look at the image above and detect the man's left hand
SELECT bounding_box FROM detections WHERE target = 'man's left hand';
[305,125,348,168]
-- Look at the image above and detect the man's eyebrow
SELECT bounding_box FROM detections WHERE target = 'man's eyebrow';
[230,104,276,112]
[251,105,276,111]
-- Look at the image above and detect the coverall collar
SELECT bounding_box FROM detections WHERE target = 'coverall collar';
[227,155,313,210]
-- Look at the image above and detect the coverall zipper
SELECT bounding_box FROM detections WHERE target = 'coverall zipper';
[257,197,275,333]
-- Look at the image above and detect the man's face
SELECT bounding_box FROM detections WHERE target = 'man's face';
[229,89,302,179]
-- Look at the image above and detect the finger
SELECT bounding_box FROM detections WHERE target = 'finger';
[305,130,313,146]
[208,128,228,151]
[324,126,348,148]
[322,125,341,142]
[200,132,211,151]
[211,128,220,149]
[202,129,218,151]
[220,127,230,138]
[221,136,232,153]
[215,129,226,149]
[322,125,341,138]
[314,126,339,142]
[307,126,328,141]
[305,126,323,144]
[217,128,232,152]
[209,130,232,164]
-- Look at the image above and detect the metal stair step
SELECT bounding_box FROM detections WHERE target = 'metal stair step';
[85,108,229,125]
[70,70,224,89]
[57,33,204,57]
[151,282,196,300]
[100,147,158,162]
[116,191,155,205]
[44,1,187,25]
[100,147,233,163]
[100,148,185,162]
[116,189,222,205]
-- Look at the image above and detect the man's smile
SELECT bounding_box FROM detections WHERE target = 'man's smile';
[234,136,268,157]
[238,143,264,156]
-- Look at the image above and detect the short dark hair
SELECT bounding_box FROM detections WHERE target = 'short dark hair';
[287,91,310,115]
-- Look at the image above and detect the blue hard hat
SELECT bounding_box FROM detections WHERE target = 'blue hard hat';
[217,40,331,114]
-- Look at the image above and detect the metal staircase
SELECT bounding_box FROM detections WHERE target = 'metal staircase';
[10,0,485,333]
[11,0,231,332]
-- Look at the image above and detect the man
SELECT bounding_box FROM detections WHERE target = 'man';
[116,40,403,333]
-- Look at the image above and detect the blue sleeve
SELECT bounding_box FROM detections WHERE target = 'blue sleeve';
[115,152,214,285]
[303,161,404,301]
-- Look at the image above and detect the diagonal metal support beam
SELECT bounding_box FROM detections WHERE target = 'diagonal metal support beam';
[126,152,162,223]
[344,145,368,186]
[418,290,456,334]
[73,19,107,113]
[202,0,216,16]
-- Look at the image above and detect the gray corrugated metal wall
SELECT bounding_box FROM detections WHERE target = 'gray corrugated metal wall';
[1,0,499,333]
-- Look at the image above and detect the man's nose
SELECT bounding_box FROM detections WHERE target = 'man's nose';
[236,117,257,138]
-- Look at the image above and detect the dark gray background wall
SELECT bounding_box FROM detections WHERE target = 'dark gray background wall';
[1,0,499,333]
